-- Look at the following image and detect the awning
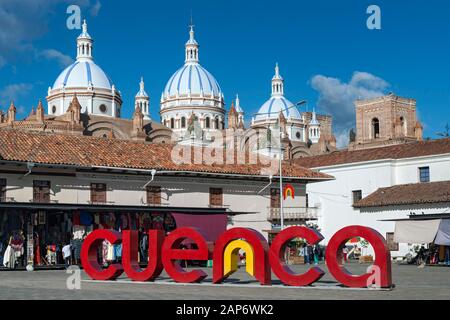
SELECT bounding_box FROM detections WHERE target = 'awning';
[435,219,450,246]
[171,212,227,243]
[394,219,441,244]
[394,219,450,244]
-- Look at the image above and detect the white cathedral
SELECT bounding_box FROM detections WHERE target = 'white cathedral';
[0,20,336,158]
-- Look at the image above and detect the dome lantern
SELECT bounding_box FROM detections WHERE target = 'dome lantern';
[77,20,93,60]
[271,63,284,97]
[185,25,199,63]
[135,77,150,120]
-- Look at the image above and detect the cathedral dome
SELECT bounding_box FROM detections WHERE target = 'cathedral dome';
[160,25,225,135]
[255,64,301,121]
[46,20,122,118]
[52,60,113,90]
[160,25,224,107]
[163,63,222,98]
[256,96,301,121]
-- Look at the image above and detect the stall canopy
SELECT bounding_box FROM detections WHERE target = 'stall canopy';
[434,219,450,246]
[171,212,227,243]
[394,219,450,245]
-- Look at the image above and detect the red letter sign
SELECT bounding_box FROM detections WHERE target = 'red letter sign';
[213,228,271,285]
[122,230,165,281]
[269,226,325,286]
[325,226,393,288]
[161,227,209,283]
[81,229,124,280]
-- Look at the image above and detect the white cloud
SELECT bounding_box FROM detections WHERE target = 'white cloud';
[0,0,100,69]
[0,83,33,107]
[38,49,73,67]
[311,71,390,147]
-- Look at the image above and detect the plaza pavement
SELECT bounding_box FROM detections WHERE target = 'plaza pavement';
[0,262,449,300]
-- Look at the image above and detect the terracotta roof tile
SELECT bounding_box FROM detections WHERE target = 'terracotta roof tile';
[0,130,332,180]
[293,139,450,168]
[354,181,450,208]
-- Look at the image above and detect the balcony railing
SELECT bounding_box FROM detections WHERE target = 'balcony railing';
[267,207,318,221]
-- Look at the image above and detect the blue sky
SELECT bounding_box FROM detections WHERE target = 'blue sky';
[1,0,449,146]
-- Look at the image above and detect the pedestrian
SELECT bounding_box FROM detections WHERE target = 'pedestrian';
[139,228,148,263]
[313,245,320,265]
[62,242,72,268]
[307,244,313,265]
[303,244,311,264]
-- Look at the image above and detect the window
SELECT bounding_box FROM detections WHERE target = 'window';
[209,188,223,207]
[352,190,362,205]
[270,188,280,208]
[146,186,161,205]
[372,118,380,138]
[205,117,210,129]
[52,106,56,114]
[215,118,219,129]
[99,104,107,113]
[170,118,175,129]
[181,117,186,128]
[33,180,51,203]
[305,193,309,208]
[91,183,106,203]
[419,166,430,183]
[0,179,6,202]
[296,131,301,139]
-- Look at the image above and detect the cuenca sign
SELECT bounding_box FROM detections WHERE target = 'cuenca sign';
[81,226,393,288]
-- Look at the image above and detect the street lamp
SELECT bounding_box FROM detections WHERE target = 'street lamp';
[253,100,307,231]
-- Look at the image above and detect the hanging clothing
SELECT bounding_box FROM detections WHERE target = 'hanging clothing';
[106,242,115,261]
[102,240,109,265]
[73,225,86,240]
[80,213,93,226]
[72,212,81,225]
[114,243,122,259]
[2,245,11,267]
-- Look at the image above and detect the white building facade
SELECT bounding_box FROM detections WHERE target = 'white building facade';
[296,140,450,258]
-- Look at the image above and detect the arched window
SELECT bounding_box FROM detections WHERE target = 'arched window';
[205,117,210,129]
[181,117,186,128]
[215,118,219,129]
[170,118,175,129]
[400,116,407,135]
[372,118,380,139]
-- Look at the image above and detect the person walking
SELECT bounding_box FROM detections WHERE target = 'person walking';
[62,242,72,268]
[313,245,320,265]
[305,244,312,265]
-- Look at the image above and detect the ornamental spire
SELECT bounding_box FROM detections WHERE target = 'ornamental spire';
[185,21,199,63]
[271,63,284,97]
[77,19,93,60]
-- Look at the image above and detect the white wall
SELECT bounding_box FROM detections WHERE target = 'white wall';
[306,153,450,257]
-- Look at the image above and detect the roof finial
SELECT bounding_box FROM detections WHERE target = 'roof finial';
[275,62,280,77]
[140,76,145,91]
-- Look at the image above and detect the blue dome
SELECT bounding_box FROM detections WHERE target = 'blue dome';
[255,96,301,121]
[52,60,113,90]
[163,63,222,98]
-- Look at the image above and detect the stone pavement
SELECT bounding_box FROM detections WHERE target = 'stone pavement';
[0,262,449,300]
